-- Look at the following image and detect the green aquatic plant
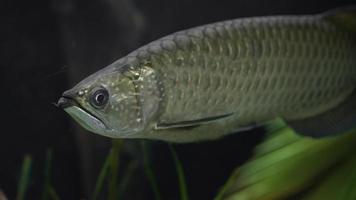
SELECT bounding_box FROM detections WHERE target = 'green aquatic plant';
[16,150,60,200]
[217,120,356,200]
[41,149,61,200]
[92,139,123,200]
[92,140,189,200]
[12,119,356,200]
[42,150,52,200]
[169,145,189,200]
[16,155,32,200]
[108,139,122,200]
[142,141,162,200]
[117,160,137,199]
[141,142,190,200]
[92,149,112,200]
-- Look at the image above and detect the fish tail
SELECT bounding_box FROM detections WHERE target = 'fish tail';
[322,5,356,33]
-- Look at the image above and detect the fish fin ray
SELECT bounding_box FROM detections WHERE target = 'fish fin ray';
[155,113,233,130]
[286,91,356,137]
[322,6,356,33]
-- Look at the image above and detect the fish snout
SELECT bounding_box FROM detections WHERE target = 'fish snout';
[56,97,73,108]
[62,89,77,99]
[56,88,80,108]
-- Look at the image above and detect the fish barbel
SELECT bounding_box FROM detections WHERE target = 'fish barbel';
[58,7,356,142]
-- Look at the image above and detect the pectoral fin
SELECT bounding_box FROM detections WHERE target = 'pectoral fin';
[155,113,233,130]
[287,92,356,138]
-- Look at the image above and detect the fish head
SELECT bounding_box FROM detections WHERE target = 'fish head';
[57,60,160,138]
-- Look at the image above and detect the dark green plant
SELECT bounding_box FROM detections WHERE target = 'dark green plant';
[142,141,162,200]
[108,139,122,200]
[92,150,112,200]
[92,139,123,200]
[169,145,189,200]
[217,119,356,200]
[16,155,32,200]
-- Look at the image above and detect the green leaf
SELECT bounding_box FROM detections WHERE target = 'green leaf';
[142,141,162,200]
[108,139,122,200]
[301,154,356,200]
[16,155,32,200]
[117,160,137,199]
[42,149,52,200]
[218,124,356,200]
[92,150,112,200]
[214,169,240,200]
[169,145,189,200]
[48,186,61,200]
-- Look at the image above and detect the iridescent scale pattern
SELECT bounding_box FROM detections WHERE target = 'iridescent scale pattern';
[128,15,356,126]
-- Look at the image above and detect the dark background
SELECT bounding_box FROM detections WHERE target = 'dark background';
[1,0,355,199]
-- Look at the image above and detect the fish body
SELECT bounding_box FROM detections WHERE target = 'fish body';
[58,7,356,142]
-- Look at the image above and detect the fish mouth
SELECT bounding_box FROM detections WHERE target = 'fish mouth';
[57,89,81,109]
[57,96,75,109]
[57,95,108,130]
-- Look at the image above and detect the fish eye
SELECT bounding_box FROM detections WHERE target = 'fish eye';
[90,88,109,109]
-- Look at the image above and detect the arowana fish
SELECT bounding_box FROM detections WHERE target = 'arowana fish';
[57,7,356,143]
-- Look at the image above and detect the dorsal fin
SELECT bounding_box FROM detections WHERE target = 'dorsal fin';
[155,113,233,130]
[322,6,356,33]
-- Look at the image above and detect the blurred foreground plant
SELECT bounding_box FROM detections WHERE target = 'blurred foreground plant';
[16,155,31,200]
[12,139,189,200]
[14,119,356,200]
[92,139,124,200]
[216,119,356,200]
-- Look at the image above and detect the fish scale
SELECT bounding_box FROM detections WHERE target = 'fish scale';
[128,15,356,126]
